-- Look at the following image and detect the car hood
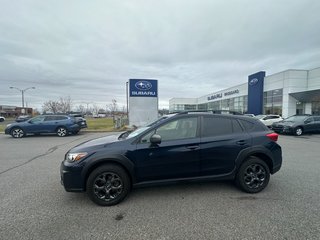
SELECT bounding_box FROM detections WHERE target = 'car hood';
[70,134,121,152]
[7,121,29,127]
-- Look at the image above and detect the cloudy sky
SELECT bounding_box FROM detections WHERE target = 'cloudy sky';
[1,0,320,111]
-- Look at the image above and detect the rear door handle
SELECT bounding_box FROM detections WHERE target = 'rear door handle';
[186,145,199,150]
[236,140,246,145]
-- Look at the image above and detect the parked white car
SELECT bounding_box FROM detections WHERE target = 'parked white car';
[255,114,283,127]
[0,116,5,122]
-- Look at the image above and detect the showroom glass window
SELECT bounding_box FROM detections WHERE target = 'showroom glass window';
[263,89,283,115]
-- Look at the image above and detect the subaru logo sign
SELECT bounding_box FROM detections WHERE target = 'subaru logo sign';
[249,78,259,86]
[135,81,152,90]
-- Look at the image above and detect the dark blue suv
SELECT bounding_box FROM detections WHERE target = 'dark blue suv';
[60,112,282,206]
[5,115,80,138]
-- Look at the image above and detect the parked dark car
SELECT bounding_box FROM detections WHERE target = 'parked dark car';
[5,115,81,138]
[61,111,282,206]
[272,115,320,136]
[15,115,32,122]
[68,114,87,129]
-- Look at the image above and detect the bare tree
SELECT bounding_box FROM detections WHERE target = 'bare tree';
[58,96,72,113]
[42,96,73,113]
[42,100,60,113]
[75,104,86,114]
[107,99,118,117]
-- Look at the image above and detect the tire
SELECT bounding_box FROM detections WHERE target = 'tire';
[56,127,67,137]
[0,118,4,122]
[86,164,130,206]
[11,127,25,138]
[294,127,303,136]
[235,157,270,193]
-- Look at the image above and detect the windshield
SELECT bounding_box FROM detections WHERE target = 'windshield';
[284,115,308,122]
[126,127,150,139]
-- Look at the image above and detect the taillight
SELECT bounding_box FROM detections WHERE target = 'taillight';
[266,132,278,141]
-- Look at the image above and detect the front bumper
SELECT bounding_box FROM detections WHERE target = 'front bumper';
[5,127,10,135]
[272,125,293,134]
[60,161,85,192]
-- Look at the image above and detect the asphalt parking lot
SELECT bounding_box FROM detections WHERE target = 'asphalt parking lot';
[0,132,319,240]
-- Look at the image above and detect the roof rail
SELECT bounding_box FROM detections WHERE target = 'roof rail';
[175,110,243,115]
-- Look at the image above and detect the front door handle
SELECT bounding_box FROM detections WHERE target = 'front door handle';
[236,140,246,145]
[186,145,199,150]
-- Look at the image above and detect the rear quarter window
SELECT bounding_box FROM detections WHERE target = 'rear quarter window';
[239,119,267,132]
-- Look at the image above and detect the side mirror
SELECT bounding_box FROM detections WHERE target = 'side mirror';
[150,134,161,145]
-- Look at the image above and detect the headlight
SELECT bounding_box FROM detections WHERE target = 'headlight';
[66,152,88,162]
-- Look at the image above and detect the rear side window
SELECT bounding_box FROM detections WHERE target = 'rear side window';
[314,116,320,122]
[55,116,68,120]
[239,119,267,132]
[232,119,243,133]
[239,120,254,131]
[202,116,232,137]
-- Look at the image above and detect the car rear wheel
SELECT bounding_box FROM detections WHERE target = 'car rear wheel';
[86,164,130,206]
[11,128,25,138]
[56,127,67,137]
[294,127,303,136]
[235,157,270,193]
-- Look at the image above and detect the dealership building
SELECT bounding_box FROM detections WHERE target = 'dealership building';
[169,67,320,118]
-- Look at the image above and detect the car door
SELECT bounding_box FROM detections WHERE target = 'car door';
[24,116,46,133]
[313,116,320,132]
[134,116,200,182]
[43,116,60,132]
[303,117,315,132]
[199,116,251,176]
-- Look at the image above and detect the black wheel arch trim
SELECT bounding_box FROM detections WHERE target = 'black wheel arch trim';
[81,154,135,189]
[235,146,275,173]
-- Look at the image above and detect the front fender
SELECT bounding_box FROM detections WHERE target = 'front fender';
[81,153,136,185]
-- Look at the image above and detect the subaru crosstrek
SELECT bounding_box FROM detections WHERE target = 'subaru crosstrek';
[61,112,282,206]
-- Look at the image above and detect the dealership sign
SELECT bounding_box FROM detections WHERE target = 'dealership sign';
[129,79,158,97]
[207,89,239,101]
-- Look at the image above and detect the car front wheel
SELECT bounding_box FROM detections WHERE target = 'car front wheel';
[86,164,130,206]
[235,157,270,193]
[294,127,303,136]
[11,128,25,138]
[56,127,67,137]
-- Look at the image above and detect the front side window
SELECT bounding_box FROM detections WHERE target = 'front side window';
[155,117,198,142]
[304,117,314,124]
[30,116,45,123]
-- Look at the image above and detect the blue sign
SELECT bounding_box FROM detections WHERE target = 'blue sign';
[247,71,265,115]
[129,79,158,97]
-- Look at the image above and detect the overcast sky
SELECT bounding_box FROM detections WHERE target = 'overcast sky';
[1,0,320,111]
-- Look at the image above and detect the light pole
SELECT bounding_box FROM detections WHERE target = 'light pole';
[9,86,36,113]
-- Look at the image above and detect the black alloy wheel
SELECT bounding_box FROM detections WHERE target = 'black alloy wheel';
[236,157,270,193]
[11,128,25,138]
[56,127,67,137]
[86,164,130,206]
